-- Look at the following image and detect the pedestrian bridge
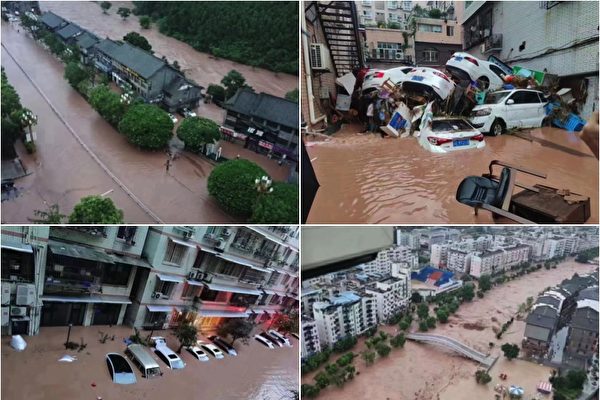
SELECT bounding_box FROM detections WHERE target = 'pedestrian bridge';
[406,333,498,368]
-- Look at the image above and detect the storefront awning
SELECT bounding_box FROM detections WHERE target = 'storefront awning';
[49,241,114,264]
[170,237,197,249]
[111,254,152,269]
[41,295,131,304]
[204,282,262,296]
[198,246,219,255]
[216,253,271,273]
[186,280,204,286]
[156,273,184,283]
[1,241,33,254]
[146,305,174,313]
[199,310,249,318]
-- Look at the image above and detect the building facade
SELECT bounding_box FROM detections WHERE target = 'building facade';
[301,316,322,358]
[356,1,413,30]
[446,249,471,274]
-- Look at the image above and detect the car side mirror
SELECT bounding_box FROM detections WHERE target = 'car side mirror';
[506,99,515,105]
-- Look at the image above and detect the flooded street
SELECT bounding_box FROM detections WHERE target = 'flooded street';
[302,260,598,400]
[1,17,291,223]
[306,124,598,224]
[1,325,298,400]
[40,1,297,98]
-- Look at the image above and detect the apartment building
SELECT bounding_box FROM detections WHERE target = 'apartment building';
[543,238,567,260]
[446,249,471,274]
[301,316,321,358]
[301,287,323,317]
[356,1,413,29]
[412,11,463,68]
[563,287,599,369]
[430,243,448,267]
[364,274,410,323]
[363,27,414,66]
[361,245,417,275]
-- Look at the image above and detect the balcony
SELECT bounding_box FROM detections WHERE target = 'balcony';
[44,277,102,296]
[56,226,107,238]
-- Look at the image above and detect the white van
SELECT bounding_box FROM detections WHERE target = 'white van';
[125,344,163,378]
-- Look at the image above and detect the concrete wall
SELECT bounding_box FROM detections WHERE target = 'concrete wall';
[415,17,462,45]
[365,27,415,61]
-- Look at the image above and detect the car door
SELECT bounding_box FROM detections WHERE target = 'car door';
[504,91,527,128]
[487,64,507,90]
[520,91,543,127]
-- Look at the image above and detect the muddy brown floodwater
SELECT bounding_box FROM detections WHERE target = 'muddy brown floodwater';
[2,325,299,400]
[306,124,599,224]
[302,260,598,400]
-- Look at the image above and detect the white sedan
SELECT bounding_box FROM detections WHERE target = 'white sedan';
[446,52,513,90]
[419,117,485,153]
[362,66,413,94]
[185,345,210,362]
[197,341,224,359]
[168,113,178,124]
[402,67,456,101]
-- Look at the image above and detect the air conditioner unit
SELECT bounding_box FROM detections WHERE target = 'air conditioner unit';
[395,52,404,60]
[310,43,331,71]
[215,240,226,251]
[10,306,27,317]
[220,229,231,238]
[16,284,35,306]
[1,307,9,326]
[1,285,10,305]
[152,292,163,299]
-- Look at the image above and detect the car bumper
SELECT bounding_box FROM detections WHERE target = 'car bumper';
[469,116,493,133]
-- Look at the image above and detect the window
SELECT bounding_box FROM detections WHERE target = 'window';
[374,42,404,60]
[2,249,34,282]
[102,264,131,286]
[181,283,201,298]
[267,271,281,286]
[446,26,454,36]
[422,49,439,62]
[199,287,219,302]
[230,293,258,306]
[509,91,541,104]
[117,226,137,242]
[418,24,442,33]
[164,240,187,265]
[489,65,506,80]
[155,280,175,297]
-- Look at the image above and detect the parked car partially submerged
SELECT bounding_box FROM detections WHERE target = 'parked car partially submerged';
[254,333,276,349]
[198,341,225,359]
[153,345,186,370]
[418,117,485,153]
[267,330,292,347]
[208,335,238,356]
[186,345,210,362]
[260,331,284,347]
[181,108,197,118]
[106,353,137,384]
[168,113,178,124]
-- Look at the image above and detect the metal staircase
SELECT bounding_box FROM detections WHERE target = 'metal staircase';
[316,1,365,77]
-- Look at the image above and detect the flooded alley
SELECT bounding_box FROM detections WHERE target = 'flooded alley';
[306,125,598,224]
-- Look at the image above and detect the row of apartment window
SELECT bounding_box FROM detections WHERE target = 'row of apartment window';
[418,23,454,36]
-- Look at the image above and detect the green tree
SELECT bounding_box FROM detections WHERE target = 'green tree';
[436,308,449,323]
[500,343,520,360]
[428,8,442,18]
[139,15,151,29]
[123,31,153,52]
[272,312,298,335]
[207,84,226,104]
[426,316,436,329]
[461,284,475,301]
[221,70,247,99]
[250,182,299,224]
[411,291,423,303]
[390,333,406,348]
[89,84,127,126]
[301,384,320,399]
[361,350,376,366]
[375,343,391,357]
[69,196,124,224]
[336,352,355,367]
[1,118,20,159]
[64,62,89,88]
[314,371,330,389]
[118,104,174,149]
[417,303,429,319]
[216,318,254,345]
[479,275,492,291]
[285,88,298,102]
[100,1,112,14]
[1,69,22,117]
[176,117,220,152]
[475,370,492,384]
[117,7,131,20]
[419,321,428,332]
[174,322,197,353]
[207,159,267,218]
[399,318,411,331]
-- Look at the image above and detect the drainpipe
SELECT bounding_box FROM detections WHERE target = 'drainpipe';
[302,15,327,126]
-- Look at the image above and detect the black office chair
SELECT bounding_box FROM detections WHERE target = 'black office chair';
[456,160,547,224]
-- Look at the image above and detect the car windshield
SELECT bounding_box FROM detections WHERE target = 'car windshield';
[171,360,185,369]
[109,355,131,373]
[168,354,178,359]
[485,92,510,104]
[431,120,474,132]
[147,367,161,377]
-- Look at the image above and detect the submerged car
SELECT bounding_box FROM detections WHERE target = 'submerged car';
[362,66,413,94]
[198,341,225,359]
[208,335,237,356]
[186,345,210,362]
[168,113,178,124]
[254,333,276,349]
[446,53,513,90]
[181,108,197,118]
[419,118,485,153]
[469,89,547,135]
[267,330,292,347]
[402,67,455,101]
[260,331,284,347]
[106,353,137,384]
[153,345,186,370]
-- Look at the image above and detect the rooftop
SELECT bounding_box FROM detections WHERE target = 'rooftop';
[225,87,298,129]
[40,11,64,29]
[75,31,99,50]
[94,39,167,80]
[56,22,82,40]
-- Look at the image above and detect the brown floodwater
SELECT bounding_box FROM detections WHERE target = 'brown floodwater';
[1,325,299,400]
[41,1,298,98]
[302,259,598,400]
[1,17,291,223]
[306,124,599,224]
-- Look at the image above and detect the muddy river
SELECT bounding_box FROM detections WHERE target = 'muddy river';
[2,325,299,400]
[302,260,598,400]
[306,124,598,224]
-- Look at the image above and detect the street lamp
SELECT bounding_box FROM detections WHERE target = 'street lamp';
[64,323,73,349]
[255,176,273,194]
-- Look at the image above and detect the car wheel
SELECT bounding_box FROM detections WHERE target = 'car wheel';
[477,76,490,90]
[490,119,504,136]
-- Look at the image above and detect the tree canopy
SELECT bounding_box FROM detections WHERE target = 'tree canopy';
[123,32,153,52]
[118,104,174,149]
[100,1,111,13]
[250,182,298,224]
[89,84,127,126]
[69,196,124,224]
[216,319,254,345]
[2,69,22,118]
[500,343,520,360]
[117,7,131,20]
[64,62,89,89]
[174,322,197,353]
[132,1,298,74]
[221,70,248,100]
[139,15,151,29]
[176,117,220,152]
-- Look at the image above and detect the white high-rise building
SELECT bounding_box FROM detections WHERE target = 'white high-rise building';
[361,246,417,275]
[543,238,567,260]
[301,317,321,358]
[446,249,471,274]
[364,271,410,323]
[430,243,448,267]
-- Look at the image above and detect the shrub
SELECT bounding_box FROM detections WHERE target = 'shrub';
[207,84,226,103]
[176,117,220,152]
[69,195,124,224]
[118,104,173,149]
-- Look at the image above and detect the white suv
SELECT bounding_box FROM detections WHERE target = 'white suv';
[469,89,548,136]
[446,53,513,90]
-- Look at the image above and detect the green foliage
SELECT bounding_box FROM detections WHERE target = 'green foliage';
[250,182,299,224]
[41,30,66,56]
[417,303,429,319]
[576,247,598,263]
[479,275,492,291]
[436,308,449,323]
[419,321,428,332]
[426,316,436,329]
[460,283,475,301]
[552,369,587,399]
[390,333,406,348]
[399,318,411,331]
[500,343,520,360]
[89,84,127,126]
[119,104,174,149]
[221,70,248,99]
[30,204,66,224]
[69,195,124,224]
[123,31,153,52]
[314,371,330,389]
[139,15,151,29]
[475,370,492,384]
[336,352,355,367]
[76,79,93,99]
[302,349,331,374]
[301,384,320,399]
[176,117,220,152]
[174,322,197,353]
[375,343,391,357]
[411,291,423,303]
[333,336,357,353]
[100,1,112,13]
[272,312,298,335]
[361,350,376,366]
[1,118,20,159]
[285,88,298,102]
[117,7,131,20]
[428,8,442,18]
[2,69,22,117]
[64,62,89,88]
[207,84,226,103]
[207,159,267,218]
[216,318,254,345]
[133,1,298,74]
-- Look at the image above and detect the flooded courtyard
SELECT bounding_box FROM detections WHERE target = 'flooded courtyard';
[302,259,598,400]
[305,124,598,224]
[1,325,298,400]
